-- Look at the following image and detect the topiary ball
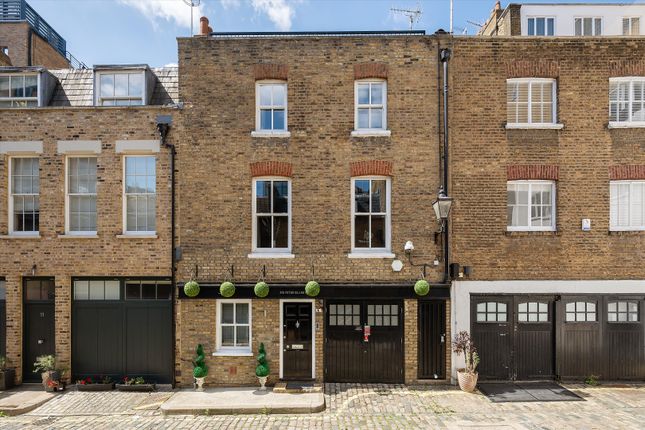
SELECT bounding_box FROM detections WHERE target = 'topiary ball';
[254,281,269,298]
[193,366,207,378]
[220,281,235,298]
[184,281,200,298]
[414,279,430,296]
[256,364,269,377]
[305,280,320,297]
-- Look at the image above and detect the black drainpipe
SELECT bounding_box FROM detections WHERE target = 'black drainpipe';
[440,47,451,284]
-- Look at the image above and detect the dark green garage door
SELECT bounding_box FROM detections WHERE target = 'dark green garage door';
[72,278,173,383]
[0,279,5,357]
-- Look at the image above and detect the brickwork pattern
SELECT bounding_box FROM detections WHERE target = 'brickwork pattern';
[0,22,69,68]
[507,165,559,180]
[609,59,645,77]
[609,165,645,180]
[354,63,388,80]
[506,60,559,78]
[249,161,293,177]
[349,160,393,177]
[253,64,288,80]
[30,32,70,69]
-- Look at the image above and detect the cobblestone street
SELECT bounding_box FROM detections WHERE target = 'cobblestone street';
[0,383,643,429]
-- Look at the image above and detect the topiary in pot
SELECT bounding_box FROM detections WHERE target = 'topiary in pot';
[192,344,208,391]
[254,281,269,298]
[305,280,320,297]
[255,343,270,390]
[184,280,200,298]
[414,279,430,296]
[220,281,235,298]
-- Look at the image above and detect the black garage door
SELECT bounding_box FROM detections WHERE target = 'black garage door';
[325,300,403,383]
[72,278,173,383]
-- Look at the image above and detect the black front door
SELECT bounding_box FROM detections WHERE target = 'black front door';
[23,278,55,382]
[283,302,313,380]
[418,300,446,379]
[0,279,6,357]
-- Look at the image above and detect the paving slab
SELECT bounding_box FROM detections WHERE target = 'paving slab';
[160,387,326,415]
[0,388,56,416]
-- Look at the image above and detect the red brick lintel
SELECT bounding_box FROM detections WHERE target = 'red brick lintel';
[350,160,393,177]
[506,60,559,79]
[250,161,293,177]
[609,165,645,180]
[354,63,388,80]
[253,64,288,81]
[507,165,559,181]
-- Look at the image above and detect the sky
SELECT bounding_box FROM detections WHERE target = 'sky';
[25,0,642,67]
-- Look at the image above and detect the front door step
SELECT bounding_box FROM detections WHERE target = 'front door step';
[274,381,323,393]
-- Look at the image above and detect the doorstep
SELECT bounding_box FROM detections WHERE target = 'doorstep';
[160,387,325,415]
[0,385,57,416]
[273,381,323,393]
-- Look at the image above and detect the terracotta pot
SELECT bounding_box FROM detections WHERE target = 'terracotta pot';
[457,370,478,393]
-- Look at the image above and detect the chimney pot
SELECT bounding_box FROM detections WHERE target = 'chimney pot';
[199,17,210,36]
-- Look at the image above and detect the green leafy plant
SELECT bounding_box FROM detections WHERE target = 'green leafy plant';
[33,355,56,373]
[192,344,208,379]
[220,281,235,298]
[255,343,269,377]
[452,331,480,374]
[254,281,269,298]
[414,279,430,296]
[184,280,200,298]
[585,375,600,386]
[0,355,6,371]
[305,280,320,297]
[122,376,146,385]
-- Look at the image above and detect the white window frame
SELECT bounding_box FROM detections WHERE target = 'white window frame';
[574,17,603,36]
[65,156,98,236]
[610,180,645,231]
[215,299,253,356]
[353,79,389,136]
[506,78,560,128]
[622,17,641,35]
[608,77,645,128]
[349,176,393,257]
[0,73,39,107]
[507,180,557,232]
[94,70,146,106]
[252,80,289,137]
[122,155,156,235]
[8,155,40,236]
[527,16,555,36]
[250,177,292,257]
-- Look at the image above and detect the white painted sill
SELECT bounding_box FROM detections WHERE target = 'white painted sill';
[347,252,396,259]
[609,227,645,232]
[116,234,158,239]
[251,131,291,138]
[505,123,564,130]
[351,129,392,137]
[247,252,295,259]
[212,350,254,357]
[608,122,645,129]
[58,234,99,239]
[0,234,41,239]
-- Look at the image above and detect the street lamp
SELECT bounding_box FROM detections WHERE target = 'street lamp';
[432,187,453,221]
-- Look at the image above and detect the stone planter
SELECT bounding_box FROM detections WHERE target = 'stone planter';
[194,377,205,391]
[116,383,156,392]
[257,376,268,390]
[76,382,115,392]
[457,370,478,393]
[0,369,16,390]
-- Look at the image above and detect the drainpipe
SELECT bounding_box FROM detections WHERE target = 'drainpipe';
[440,47,451,284]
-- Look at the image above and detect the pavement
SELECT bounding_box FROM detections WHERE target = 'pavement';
[0,383,642,429]
[0,385,55,416]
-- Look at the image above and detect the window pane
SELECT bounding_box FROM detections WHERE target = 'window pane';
[272,84,285,106]
[528,18,535,35]
[236,326,249,346]
[141,282,156,299]
[273,216,288,248]
[273,181,288,213]
[256,181,271,213]
[259,85,272,105]
[370,108,383,128]
[257,216,272,248]
[575,18,582,36]
[221,303,234,324]
[547,18,554,35]
[126,282,140,299]
[157,282,172,300]
[357,108,369,128]
[355,180,370,213]
[0,76,9,97]
[371,83,383,104]
[357,84,369,104]
[236,303,249,324]
[221,326,234,346]
[128,73,143,97]
[260,109,272,130]
[371,215,386,248]
[536,17,545,35]
[24,75,38,97]
[595,18,602,35]
[114,74,128,97]
[74,280,89,300]
[354,215,369,248]
[272,109,285,130]
[371,180,386,212]
[89,280,104,300]
[105,281,120,300]
[10,75,24,97]
[100,74,114,97]
[584,17,592,35]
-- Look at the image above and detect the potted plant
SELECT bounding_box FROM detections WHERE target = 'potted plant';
[76,376,115,391]
[33,355,60,391]
[220,281,235,298]
[452,331,480,393]
[116,376,156,392]
[0,355,15,390]
[184,280,200,298]
[414,279,430,296]
[192,344,208,391]
[305,280,320,297]
[255,343,269,390]
[254,281,269,298]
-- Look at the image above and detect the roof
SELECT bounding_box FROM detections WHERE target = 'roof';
[93,64,150,71]
[207,30,426,38]
[0,66,47,73]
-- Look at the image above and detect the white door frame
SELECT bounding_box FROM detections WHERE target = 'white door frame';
[279,298,316,380]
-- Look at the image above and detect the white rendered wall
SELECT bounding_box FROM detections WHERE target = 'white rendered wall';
[520,4,645,35]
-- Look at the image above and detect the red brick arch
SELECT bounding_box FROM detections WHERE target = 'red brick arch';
[350,160,393,177]
[609,165,645,180]
[354,63,388,80]
[507,165,559,181]
[506,60,559,78]
[250,161,293,177]
[253,64,288,80]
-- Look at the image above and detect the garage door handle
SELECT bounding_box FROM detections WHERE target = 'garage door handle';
[499,333,506,337]
[38,339,44,344]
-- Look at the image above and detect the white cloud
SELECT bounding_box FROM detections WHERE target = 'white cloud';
[118,0,204,30]
[220,0,241,9]
[251,0,297,31]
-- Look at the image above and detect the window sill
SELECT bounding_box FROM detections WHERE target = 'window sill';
[351,130,391,137]
[116,234,158,239]
[58,234,99,239]
[505,123,564,130]
[212,350,253,357]
[0,234,41,239]
[609,229,645,235]
[247,252,295,259]
[251,131,291,138]
[347,252,396,259]
[505,230,559,237]
[608,122,645,129]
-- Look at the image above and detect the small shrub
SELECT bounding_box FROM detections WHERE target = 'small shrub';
[585,375,600,386]
[122,376,146,385]
[192,344,208,379]
[0,355,6,370]
[305,280,320,297]
[414,280,430,296]
[256,343,270,377]
[452,331,479,374]
[184,281,200,297]
[33,355,56,373]
[220,281,235,298]
[254,281,269,298]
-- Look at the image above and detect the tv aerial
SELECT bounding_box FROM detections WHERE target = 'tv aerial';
[182,0,202,36]
[391,4,423,30]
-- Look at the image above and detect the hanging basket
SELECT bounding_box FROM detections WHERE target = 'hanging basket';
[305,280,320,297]
[254,281,269,298]
[414,279,430,296]
[183,280,200,298]
[220,281,235,298]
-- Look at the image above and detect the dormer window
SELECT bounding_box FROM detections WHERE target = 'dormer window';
[0,74,38,107]
[96,71,145,106]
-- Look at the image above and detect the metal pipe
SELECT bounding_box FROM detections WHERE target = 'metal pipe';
[440,47,452,284]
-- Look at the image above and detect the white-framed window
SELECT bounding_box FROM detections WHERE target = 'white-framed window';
[0,74,38,107]
[518,302,549,322]
[507,78,557,126]
[609,78,645,125]
[351,177,391,252]
[74,279,120,301]
[608,301,639,322]
[476,302,508,323]
[355,80,387,131]
[252,178,291,253]
[527,17,555,36]
[96,71,145,106]
[123,155,156,234]
[565,301,597,322]
[610,181,645,231]
[66,157,97,234]
[622,17,640,35]
[574,17,602,36]
[507,180,556,231]
[8,157,39,235]
[217,300,252,353]
[255,81,287,132]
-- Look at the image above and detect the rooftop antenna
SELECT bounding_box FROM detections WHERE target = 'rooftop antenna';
[467,20,484,28]
[391,3,423,30]
[182,0,201,36]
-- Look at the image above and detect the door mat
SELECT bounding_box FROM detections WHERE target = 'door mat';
[478,382,584,403]
[286,382,314,390]
[274,382,322,393]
